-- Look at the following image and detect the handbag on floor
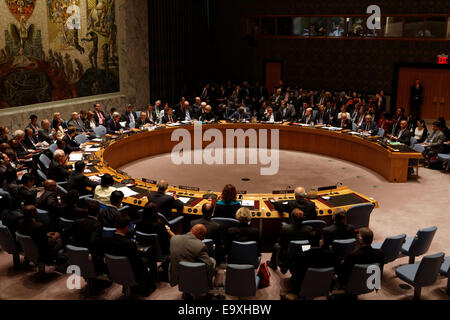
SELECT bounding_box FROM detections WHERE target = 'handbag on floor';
[257,262,271,288]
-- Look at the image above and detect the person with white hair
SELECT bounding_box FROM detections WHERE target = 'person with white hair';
[147,179,184,219]
[105,111,123,134]
[48,149,71,182]
[271,186,317,220]
[300,108,316,125]
[225,207,262,255]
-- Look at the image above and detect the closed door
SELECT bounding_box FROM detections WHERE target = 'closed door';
[396,67,450,120]
[265,61,282,95]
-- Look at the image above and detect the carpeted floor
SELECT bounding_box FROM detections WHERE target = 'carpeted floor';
[1,150,449,300]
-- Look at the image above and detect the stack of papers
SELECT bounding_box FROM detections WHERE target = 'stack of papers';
[69,153,83,162]
[88,175,102,183]
[84,145,101,152]
[91,138,102,142]
[166,123,182,127]
[116,187,139,198]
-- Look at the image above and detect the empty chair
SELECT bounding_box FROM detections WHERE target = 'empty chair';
[102,227,116,238]
[344,264,380,297]
[440,257,450,293]
[0,224,21,269]
[94,125,107,138]
[157,212,184,228]
[134,232,164,261]
[228,241,260,268]
[203,239,215,258]
[371,234,406,264]
[225,264,260,298]
[39,154,52,170]
[303,220,327,230]
[298,267,335,299]
[395,252,445,299]
[49,143,58,155]
[105,254,139,298]
[60,217,75,232]
[346,203,375,229]
[65,245,98,294]
[15,232,45,274]
[74,134,88,145]
[332,239,357,262]
[401,226,437,264]
[178,261,210,298]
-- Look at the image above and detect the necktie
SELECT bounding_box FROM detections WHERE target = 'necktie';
[98,112,104,124]
[186,110,191,121]
[366,123,370,131]
[169,116,173,122]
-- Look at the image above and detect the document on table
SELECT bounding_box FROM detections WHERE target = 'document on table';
[69,153,83,162]
[88,175,102,183]
[116,187,139,198]
[241,200,255,207]
[91,138,102,142]
[178,197,191,204]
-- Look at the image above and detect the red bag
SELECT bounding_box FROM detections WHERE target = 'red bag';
[257,262,271,288]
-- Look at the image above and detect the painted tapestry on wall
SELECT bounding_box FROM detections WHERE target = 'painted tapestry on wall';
[0,0,119,109]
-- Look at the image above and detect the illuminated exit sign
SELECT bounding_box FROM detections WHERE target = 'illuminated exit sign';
[437,54,448,65]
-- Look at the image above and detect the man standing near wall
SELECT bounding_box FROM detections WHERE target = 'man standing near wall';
[409,79,423,118]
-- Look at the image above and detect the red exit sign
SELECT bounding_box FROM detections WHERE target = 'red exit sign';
[438,56,448,64]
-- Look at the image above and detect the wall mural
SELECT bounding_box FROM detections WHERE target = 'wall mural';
[0,0,119,109]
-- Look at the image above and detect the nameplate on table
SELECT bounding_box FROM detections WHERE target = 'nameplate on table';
[179,185,200,192]
[272,190,295,195]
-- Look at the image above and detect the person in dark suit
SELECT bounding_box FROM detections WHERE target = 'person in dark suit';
[147,179,184,219]
[67,112,89,135]
[93,104,107,126]
[95,214,155,296]
[62,127,81,154]
[145,105,159,124]
[16,205,62,265]
[315,105,331,126]
[38,120,56,144]
[389,107,406,137]
[267,208,312,271]
[23,128,42,150]
[262,107,281,122]
[335,112,353,129]
[229,107,251,122]
[47,150,71,182]
[62,190,88,221]
[357,114,378,136]
[191,203,221,259]
[161,108,178,124]
[99,190,124,227]
[322,208,356,249]
[199,105,216,123]
[226,207,262,254]
[177,101,194,122]
[64,201,103,251]
[36,180,63,232]
[300,108,316,125]
[121,104,137,128]
[289,229,337,292]
[387,120,411,145]
[272,186,317,220]
[105,112,123,134]
[135,202,175,256]
[339,228,385,286]
[136,111,150,128]
[409,79,423,118]
[2,167,21,210]
[66,161,99,195]
[214,184,241,219]
[18,173,38,206]
[278,101,296,122]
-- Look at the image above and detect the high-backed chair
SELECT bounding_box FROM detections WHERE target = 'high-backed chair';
[440,257,450,293]
[59,217,75,232]
[395,252,445,299]
[94,125,107,138]
[0,224,21,269]
[211,217,240,229]
[36,209,51,226]
[303,220,327,230]
[377,128,385,137]
[134,231,165,261]
[298,267,335,300]
[49,143,58,155]
[401,226,437,264]
[371,234,406,264]
[413,144,425,153]
[156,213,184,228]
[65,245,98,295]
[178,261,210,298]
[74,134,88,145]
[346,203,375,229]
[344,264,380,297]
[284,240,310,273]
[332,239,357,263]
[15,232,45,274]
[228,241,260,268]
[39,154,52,171]
[202,239,215,259]
[410,137,417,148]
[105,254,139,298]
[225,264,260,298]
[102,227,116,238]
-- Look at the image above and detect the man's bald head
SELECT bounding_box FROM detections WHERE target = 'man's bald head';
[44,180,57,191]
[294,187,307,199]
[191,224,207,240]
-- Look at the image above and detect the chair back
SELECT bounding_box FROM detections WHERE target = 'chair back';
[135,232,163,259]
[225,264,258,297]
[39,154,52,170]
[380,234,406,263]
[414,252,445,287]
[346,203,375,229]
[56,182,69,195]
[303,220,327,230]
[36,209,51,226]
[377,128,385,137]
[299,267,335,298]
[74,134,88,145]
[15,232,40,264]
[202,239,214,258]
[36,169,48,182]
[178,261,209,295]
[287,240,310,264]
[409,226,437,257]
[413,144,425,153]
[211,217,240,229]
[332,238,357,262]
[229,241,259,267]
[105,254,138,287]
[60,217,75,231]
[49,144,58,155]
[94,126,107,138]
[345,264,379,295]
[102,227,116,238]
[410,137,417,147]
[0,224,19,254]
[65,245,97,279]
